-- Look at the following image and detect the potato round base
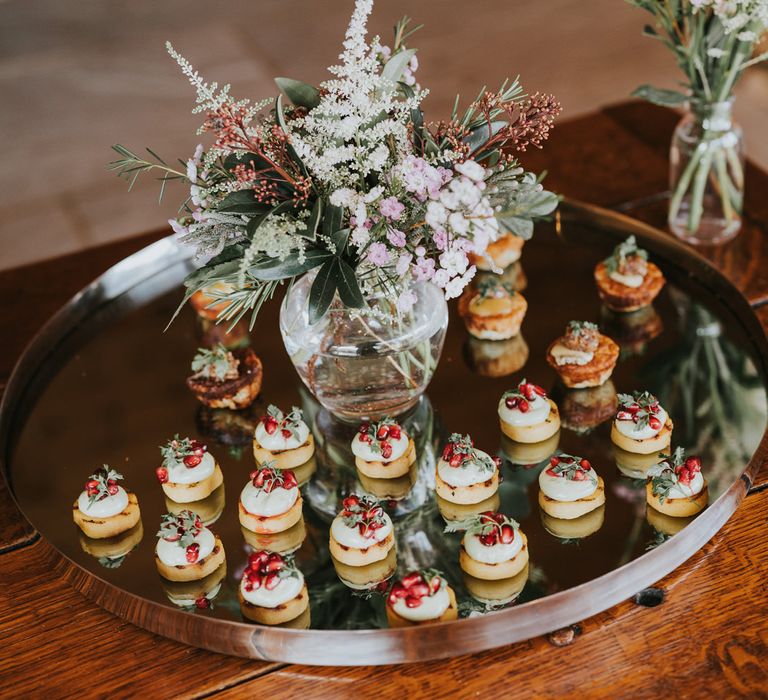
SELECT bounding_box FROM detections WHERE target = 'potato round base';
[72,492,141,539]
[253,435,316,471]
[436,492,501,523]
[238,582,309,625]
[241,517,306,554]
[646,481,708,517]
[329,530,395,567]
[610,417,673,455]
[541,504,606,539]
[155,535,226,582]
[386,586,458,628]
[355,439,416,479]
[434,468,499,505]
[463,563,529,606]
[500,399,561,444]
[459,532,529,580]
[538,477,606,520]
[161,463,224,504]
[239,493,303,534]
[331,547,397,589]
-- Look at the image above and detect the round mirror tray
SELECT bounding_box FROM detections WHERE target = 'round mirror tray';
[1,200,766,665]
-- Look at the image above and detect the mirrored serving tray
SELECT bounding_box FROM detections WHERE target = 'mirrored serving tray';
[1,200,766,665]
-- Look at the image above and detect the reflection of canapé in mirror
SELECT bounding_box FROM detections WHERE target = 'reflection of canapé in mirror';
[612,445,663,480]
[437,492,501,524]
[501,432,560,467]
[600,304,663,357]
[196,404,260,449]
[165,483,225,525]
[464,334,529,377]
[463,562,530,608]
[161,561,226,610]
[186,345,263,410]
[554,381,618,435]
[541,504,606,540]
[332,546,397,591]
[646,506,696,537]
[78,520,143,569]
[241,516,306,555]
[358,460,418,501]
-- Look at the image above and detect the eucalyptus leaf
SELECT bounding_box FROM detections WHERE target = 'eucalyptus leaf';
[323,204,344,238]
[275,77,321,109]
[631,84,688,107]
[464,120,507,154]
[499,216,534,240]
[381,48,416,84]
[334,258,365,308]
[218,189,270,215]
[308,259,338,323]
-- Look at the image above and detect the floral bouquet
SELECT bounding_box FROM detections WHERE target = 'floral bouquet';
[629,0,768,243]
[111,0,560,327]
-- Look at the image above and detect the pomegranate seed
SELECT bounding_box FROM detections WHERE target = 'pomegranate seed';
[163,532,181,543]
[254,471,266,487]
[183,455,202,468]
[283,472,297,488]
[401,572,422,589]
[523,385,536,400]
[390,583,407,598]
[359,423,370,434]
[500,525,515,544]
[388,592,399,606]
[265,573,280,590]
[506,396,519,409]
[185,543,200,564]
[405,596,422,608]
[616,410,633,421]
[518,399,530,412]
[264,418,278,435]
[449,454,463,467]
[579,458,591,469]
[381,442,393,459]
[479,511,495,522]
[281,428,292,439]
[361,433,372,443]
[649,416,662,430]
[546,467,559,477]
[409,583,430,598]
[429,576,441,594]
[628,403,640,414]
[343,495,359,509]
[266,558,284,572]
[686,456,702,470]
[533,384,546,396]
[85,478,99,490]
[480,533,496,546]
[442,445,452,460]
[573,471,586,481]
[155,467,169,484]
[388,425,401,440]
[550,456,560,466]
[194,597,210,609]
[107,484,119,496]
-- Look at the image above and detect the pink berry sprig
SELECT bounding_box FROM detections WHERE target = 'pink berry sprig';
[357,418,403,460]
[83,465,123,506]
[546,454,597,484]
[156,510,205,563]
[157,435,207,483]
[249,463,298,492]
[502,378,547,413]
[339,494,389,539]
[441,433,499,471]
[387,569,444,609]
[242,550,300,593]
[444,511,519,546]
[616,391,663,431]
[262,405,304,441]
[648,447,703,503]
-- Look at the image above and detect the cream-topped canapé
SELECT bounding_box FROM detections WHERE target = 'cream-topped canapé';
[498,380,551,426]
[438,434,498,487]
[331,495,393,548]
[77,465,130,517]
[240,466,299,516]
[352,419,410,462]
[254,405,309,451]
[155,510,215,566]
[614,391,668,440]
[156,436,214,484]
[538,454,598,502]
[240,550,304,608]
[388,571,451,622]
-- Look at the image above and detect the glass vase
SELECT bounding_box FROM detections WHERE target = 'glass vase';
[279,273,448,421]
[668,99,744,246]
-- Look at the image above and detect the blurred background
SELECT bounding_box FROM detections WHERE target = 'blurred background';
[1,0,767,271]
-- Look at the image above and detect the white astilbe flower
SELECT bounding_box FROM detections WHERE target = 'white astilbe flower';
[237,213,309,285]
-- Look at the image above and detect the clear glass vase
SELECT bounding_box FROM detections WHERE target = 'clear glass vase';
[668,99,744,245]
[280,273,448,421]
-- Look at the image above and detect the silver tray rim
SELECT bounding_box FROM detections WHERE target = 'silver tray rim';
[1,198,766,666]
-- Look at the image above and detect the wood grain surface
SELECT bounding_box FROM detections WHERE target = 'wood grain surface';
[1,102,767,698]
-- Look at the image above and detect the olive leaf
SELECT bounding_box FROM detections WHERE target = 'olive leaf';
[275,77,321,109]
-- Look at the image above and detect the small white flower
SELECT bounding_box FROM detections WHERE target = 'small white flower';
[454,159,486,183]
[707,47,727,58]
[330,188,356,207]
[396,289,417,312]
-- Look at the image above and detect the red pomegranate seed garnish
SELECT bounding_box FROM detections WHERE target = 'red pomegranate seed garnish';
[185,543,200,564]
[183,454,202,468]
[155,467,169,484]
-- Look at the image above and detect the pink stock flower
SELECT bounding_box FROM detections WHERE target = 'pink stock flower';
[367,242,391,266]
[413,256,435,281]
[386,228,406,247]
[379,196,405,221]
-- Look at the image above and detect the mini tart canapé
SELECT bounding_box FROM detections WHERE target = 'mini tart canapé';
[386,570,458,627]
[458,276,527,341]
[498,378,560,443]
[238,550,309,625]
[188,281,235,321]
[186,344,262,410]
[594,236,665,313]
[611,390,673,454]
[538,453,606,519]
[253,405,315,470]
[435,433,500,505]
[239,463,303,534]
[546,320,619,389]
[470,232,525,271]
[155,435,223,503]
[329,495,395,567]
[352,418,416,479]
[449,511,529,581]
[72,465,141,539]
[154,510,226,582]
[646,448,708,517]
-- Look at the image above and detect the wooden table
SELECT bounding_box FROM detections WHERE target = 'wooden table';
[1,102,767,698]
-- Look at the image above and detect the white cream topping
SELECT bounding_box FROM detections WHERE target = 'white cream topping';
[539,468,598,502]
[464,531,523,564]
[254,421,310,452]
[240,481,298,517]
[437,451,496,487]
[167,451,215,485]
[615,407,667,440]
[351,432,409,462]
[240,571,304,607]
[330,512,393,548]
[77,487,128,518]
[667,471,704,499]
[498,394,551,427]
[392,585,450,622]
[156,527,215,567]
[609,270,644,288]
[550,343,594,366]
